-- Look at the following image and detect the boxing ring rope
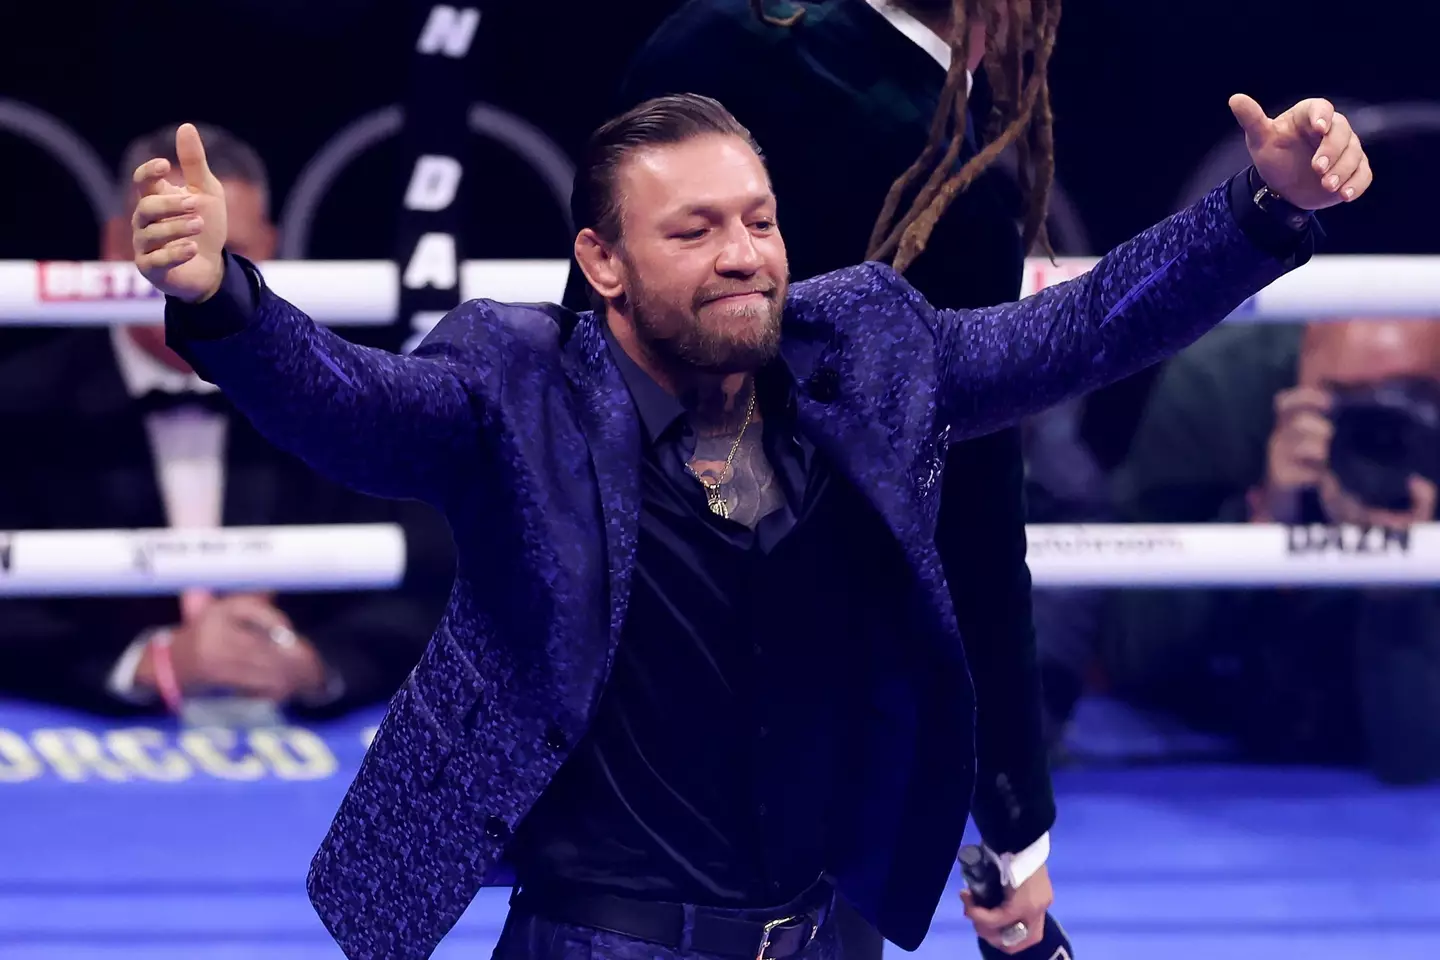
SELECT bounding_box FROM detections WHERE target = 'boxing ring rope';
[4,255,1437,598]
[0,525,405,596]
[0,522,1434,595]
[3,255,1439,325]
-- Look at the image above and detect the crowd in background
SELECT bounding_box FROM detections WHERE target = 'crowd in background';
[1,0,1437,789]
[2,117,1436,786]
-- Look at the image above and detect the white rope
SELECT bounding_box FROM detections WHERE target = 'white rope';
[0,524,404,597]
[4,254,1435,597]
[3,255,1437,326]
[0,522,1434,596]
[1025,523,1436,587]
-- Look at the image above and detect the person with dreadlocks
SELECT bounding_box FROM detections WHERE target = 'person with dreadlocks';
[557,0,1068,955]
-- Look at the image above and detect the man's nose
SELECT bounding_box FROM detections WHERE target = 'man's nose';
[715,224,763,274]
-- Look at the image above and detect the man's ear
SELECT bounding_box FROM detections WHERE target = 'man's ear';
[573,228,625,303]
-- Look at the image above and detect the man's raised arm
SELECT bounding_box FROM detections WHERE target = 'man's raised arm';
[135,124,491,507]
[890,96,1370,442]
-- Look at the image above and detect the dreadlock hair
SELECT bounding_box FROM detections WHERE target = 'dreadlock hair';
[878,0,1060,271]
[756,0,1061,273]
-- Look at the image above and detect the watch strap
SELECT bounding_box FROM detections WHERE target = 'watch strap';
[1248,166,1313,231]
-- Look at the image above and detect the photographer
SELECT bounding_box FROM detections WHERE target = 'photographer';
[1106,318,1440,784]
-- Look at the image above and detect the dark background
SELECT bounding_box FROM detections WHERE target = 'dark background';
[1,0,1432,267]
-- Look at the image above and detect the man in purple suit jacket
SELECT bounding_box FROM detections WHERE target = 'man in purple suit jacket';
[132,92,1367,960]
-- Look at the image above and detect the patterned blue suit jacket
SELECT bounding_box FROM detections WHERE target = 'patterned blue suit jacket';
[175,182,1297,959]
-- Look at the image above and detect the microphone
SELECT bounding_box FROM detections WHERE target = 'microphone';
[958,844,1074,959]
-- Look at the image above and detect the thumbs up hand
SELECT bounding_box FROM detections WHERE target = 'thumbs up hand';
[131,123,229,303]
[1228,94,1372,211]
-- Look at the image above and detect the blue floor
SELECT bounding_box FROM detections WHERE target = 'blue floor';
[0,697,1436,958]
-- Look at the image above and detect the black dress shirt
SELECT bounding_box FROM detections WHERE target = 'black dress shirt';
[508,329,904,907]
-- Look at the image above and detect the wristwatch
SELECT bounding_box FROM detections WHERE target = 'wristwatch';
[1248,167,1312,232]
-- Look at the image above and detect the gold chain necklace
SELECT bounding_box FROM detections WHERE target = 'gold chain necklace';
[687,385,757,520]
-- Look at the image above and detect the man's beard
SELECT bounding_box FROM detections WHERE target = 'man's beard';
[629,275,786,375]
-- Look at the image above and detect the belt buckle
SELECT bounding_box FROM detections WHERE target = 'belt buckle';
[755,913,817,960]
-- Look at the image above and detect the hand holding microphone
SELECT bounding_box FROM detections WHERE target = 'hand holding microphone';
[958,844,1072,958]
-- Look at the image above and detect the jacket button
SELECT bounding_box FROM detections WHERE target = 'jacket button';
[806,367,839,404]
[484,816,510,841]
[543,726,568,751]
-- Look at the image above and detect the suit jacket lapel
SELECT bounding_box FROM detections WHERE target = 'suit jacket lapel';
[559,312,641,662]
[781,321,931,557]
[784,327,963,669]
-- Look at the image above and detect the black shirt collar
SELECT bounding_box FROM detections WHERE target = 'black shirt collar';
[601,322,689,446]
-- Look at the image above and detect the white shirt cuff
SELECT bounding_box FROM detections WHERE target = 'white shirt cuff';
[989,831,1050,888]
[106,632,163,705]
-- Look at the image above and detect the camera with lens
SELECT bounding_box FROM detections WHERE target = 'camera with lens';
[1327,376,1440,512]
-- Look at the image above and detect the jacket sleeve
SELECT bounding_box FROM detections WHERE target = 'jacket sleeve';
[887,173,1313,443]
[0,423,174,716]
[166,254,499,509]
[0,598,169,716]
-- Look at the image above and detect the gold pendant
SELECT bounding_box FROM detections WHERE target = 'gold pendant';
[704,483,730,519]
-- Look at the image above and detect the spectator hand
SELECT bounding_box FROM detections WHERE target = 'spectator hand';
[1229,94,1372,209]
[131,123,227,303]
[1319,472,1438,529]
[960,864,1054,955]
[138,593,328,703]
[1252,385,1332,522]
